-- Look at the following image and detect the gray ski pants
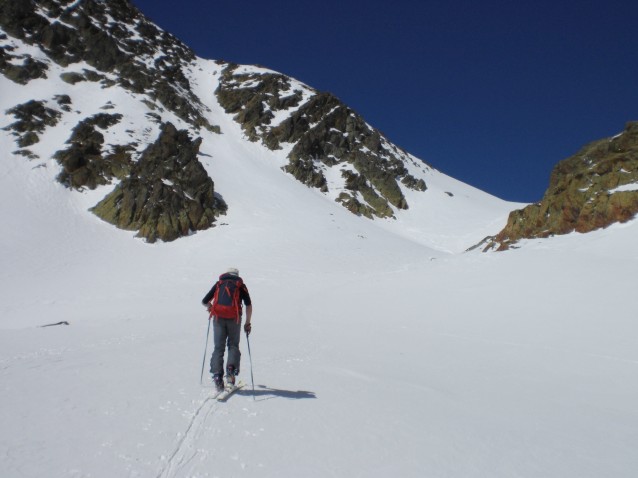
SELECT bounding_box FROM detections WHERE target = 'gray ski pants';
[210,318,242,376]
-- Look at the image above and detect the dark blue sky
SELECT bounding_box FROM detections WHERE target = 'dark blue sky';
[132,0,638,202]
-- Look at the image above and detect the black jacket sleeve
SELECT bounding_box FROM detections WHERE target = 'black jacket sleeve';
[240,284,252,306]
[202,283,217,305]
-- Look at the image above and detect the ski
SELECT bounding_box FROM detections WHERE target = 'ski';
[211,388,226,400]
[216,381,244,402]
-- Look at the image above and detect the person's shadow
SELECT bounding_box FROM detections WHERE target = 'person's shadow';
[238,385,317,402]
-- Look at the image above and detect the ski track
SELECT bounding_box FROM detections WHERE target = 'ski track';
[156,390,219,478]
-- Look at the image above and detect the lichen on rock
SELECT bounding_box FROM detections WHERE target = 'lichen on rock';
[91,123,226,243]
[490,121,638,250]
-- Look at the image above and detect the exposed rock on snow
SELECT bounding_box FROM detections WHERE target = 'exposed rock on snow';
[216,63,427,218]
[92,122,226,243]
[0,0,216,131]
[55,112,125,189]
[492,121,638,250]
[4,99,61,149]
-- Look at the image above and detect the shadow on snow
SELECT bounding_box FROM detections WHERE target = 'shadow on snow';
[238,384,317,402]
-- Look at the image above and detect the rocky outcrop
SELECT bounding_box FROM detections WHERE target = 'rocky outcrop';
[0,32,49,84]
[216,64,427,218]
[216,68,304,143]
[3,99,61,149]
[490,122,638,250]
[0,0,218,132]
[92,123,226,243]
[54,113,128,189]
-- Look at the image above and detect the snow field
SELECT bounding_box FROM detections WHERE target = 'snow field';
[2,201,637,477]
[1,46,637,478]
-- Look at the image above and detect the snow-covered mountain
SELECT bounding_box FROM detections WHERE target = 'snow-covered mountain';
[0,0,517,250]
[1,1,637,478]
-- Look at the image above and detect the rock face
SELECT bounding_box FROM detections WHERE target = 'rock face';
[0,33,49,84]
[216,64,427,219]
[491,122,638,250]
[92,123,226,243]
[3,99,61,148]
[0,0,217,131]
[1,0,227,242]
[55,113,128,189]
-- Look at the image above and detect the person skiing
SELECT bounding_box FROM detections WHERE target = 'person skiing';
[202,267,252,392]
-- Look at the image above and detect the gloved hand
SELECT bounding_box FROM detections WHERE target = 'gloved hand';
[204,302,213,318]
[244,322,252,335]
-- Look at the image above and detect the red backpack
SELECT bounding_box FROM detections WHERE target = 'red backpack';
[210,275,243,321]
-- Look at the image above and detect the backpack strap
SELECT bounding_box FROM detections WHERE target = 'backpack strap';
[210,279,222,321]
[231,278,243,324]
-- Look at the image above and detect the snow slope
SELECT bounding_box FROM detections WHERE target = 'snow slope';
[2,59,638,478]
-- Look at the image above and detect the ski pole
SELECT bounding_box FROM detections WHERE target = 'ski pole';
[246,331,255,400]
[200,318,212,385]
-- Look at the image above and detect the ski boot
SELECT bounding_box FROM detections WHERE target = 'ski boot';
[212,373,224,393]
[226,365,237,386]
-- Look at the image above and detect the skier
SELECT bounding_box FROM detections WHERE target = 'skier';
[202,267,253,392]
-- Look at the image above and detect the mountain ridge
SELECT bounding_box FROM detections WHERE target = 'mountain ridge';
[0,0,515,249]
